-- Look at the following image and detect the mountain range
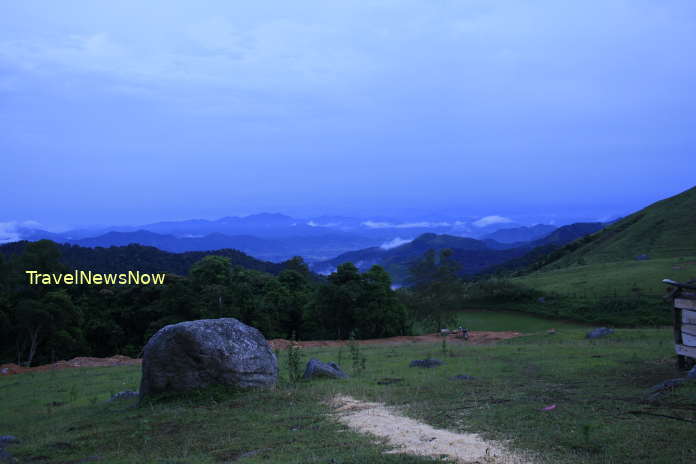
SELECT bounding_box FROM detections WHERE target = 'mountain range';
[14,213,567,263]
[311,222,606,283]
[6,183,692,287]
[0,241,292,277]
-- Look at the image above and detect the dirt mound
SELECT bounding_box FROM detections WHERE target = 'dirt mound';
[0,355,140,376]
[269,331,521,350]
[2,331,522,376]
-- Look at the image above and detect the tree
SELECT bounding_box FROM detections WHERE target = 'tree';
[14,290,82,366]
[354,265,408,338]
[190,255,231,286]
[307,263,407,339]
[190,256,234,318]
[277,269,312,338]
[407,249,462,330]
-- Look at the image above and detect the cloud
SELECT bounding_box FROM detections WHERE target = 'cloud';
[394,221,450,228]
[0,223,21,243]
[473,215,513,228]
[380,237,412,250]
[361,221,394,229]
[0,16,375,105]
[0,220,42,243]
[362,221,452,229]
[306,220,340,227]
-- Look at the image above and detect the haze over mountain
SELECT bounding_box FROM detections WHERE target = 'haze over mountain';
[481,225,557,244]
[9,213,564,262]
[313,221,605,283]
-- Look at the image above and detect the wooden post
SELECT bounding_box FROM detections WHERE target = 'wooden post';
[673,291,686,369]
[663,280,696,370]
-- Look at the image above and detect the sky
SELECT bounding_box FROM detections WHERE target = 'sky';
[2,0,696,230]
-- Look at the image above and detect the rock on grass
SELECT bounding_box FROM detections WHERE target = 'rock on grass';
[409,359,443,368]
[139,318,277,400]
[303,359,349,379]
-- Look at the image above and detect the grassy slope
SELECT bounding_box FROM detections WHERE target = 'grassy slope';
[2,326,696,463]
[514,256,696,297]
[501,187,696,324]
[541,186,696,267]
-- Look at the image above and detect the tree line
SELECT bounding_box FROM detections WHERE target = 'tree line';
[0,241,412,366]
[1,240,557,367]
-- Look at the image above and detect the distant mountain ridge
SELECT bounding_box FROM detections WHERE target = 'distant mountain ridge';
[313,222,605,284]
[65,230,377,263]
[0,240,292,276]
[15,213,559,262]
[482,224,557,243]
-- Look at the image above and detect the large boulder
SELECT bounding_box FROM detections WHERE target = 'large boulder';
[139,318,277,399]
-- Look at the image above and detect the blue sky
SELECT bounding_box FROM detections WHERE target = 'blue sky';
[2,1,695,230]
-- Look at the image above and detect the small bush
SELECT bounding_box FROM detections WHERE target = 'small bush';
[286,332,303,383]
[347,331,366,375]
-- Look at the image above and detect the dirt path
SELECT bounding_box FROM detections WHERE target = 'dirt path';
[1,331,522,376]
[332,395,531,464]
[0,355,140,376]
[269,331,522,350]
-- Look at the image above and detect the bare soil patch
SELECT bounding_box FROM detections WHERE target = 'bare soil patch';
[269,331,522,350]
[0,355,140,376]
[1,331,521,376]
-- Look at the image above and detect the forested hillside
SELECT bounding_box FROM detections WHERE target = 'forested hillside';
[0,241,407,366]
[317,223,606,283]
[0,241,287,275]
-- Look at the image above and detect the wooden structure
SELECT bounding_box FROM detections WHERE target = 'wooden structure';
[663,279,696,369]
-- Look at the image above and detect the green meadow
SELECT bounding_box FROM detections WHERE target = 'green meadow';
[2,318,695,463]
[512,257,696,298]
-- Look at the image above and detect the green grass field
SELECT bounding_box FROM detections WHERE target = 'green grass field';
[482,256,696,326]
[2,323,696,463]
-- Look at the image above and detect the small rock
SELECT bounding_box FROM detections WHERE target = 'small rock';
[586,327,614,339]
[75,456,102,463]
[0,448,13,462]
[108,391,139,402]
[302,359,349,379]
[0,436,18,464]
[238,449,267,459]
[451,374,475,380]
[687,365,696,379]
[409,359,443,368]
[0,436,18,445]
[377,378,403,385]
[646,378,685,401]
